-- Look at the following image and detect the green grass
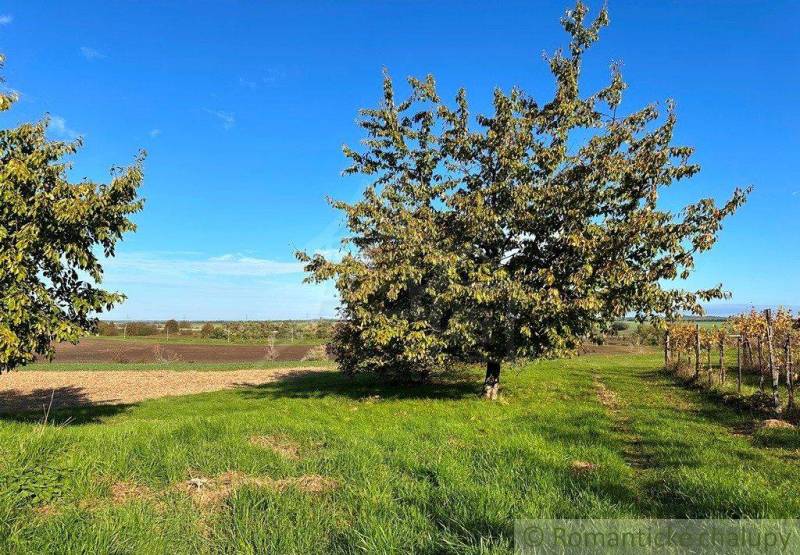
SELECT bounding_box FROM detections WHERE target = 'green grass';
[1,353,798,553]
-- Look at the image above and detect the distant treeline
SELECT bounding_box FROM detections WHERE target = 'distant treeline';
[96,320,335,341]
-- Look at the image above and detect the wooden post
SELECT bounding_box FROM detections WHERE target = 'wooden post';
[764,309,779,408]
[707,345,712,386]
[719,337,725,384]
[743,336,751,369]
[757,336,765,392]
[664,329,671,367]
[736,336,742,394]
[787,336,794,412]
[694,324,701,380]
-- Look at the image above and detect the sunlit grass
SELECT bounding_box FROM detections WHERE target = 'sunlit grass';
[0,353,797,553]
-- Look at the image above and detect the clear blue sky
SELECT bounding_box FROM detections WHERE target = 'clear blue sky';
[1,1,798,319]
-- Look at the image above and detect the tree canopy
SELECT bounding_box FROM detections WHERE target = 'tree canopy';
[306,2,749,397]
[0,54,145,372]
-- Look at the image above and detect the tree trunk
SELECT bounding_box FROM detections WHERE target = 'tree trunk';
[483,359,501,400]
[664,330,671,366]
[764,309,780,409]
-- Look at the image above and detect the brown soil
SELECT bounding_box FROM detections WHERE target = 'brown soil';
[0,367,320,413]
[45,338,313,363]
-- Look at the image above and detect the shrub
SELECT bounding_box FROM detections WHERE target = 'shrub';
[96,321,119,336]
[635,323,664,346]
[200,323,215,338]
[163,319,180,335]
[207,326,228,340]
[301,345,329,361]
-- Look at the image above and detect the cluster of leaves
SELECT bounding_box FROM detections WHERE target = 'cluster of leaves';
[730,309,799,371]
[300,2,748,382]
[0,55,144,371]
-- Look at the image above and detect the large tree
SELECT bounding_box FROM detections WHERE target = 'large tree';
[0,55,144,372]
[298,2,749,398]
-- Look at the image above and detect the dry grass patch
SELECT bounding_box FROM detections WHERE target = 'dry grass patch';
[592,374,619,411]
[110,481,152,504]
[570,460,598,475]
[760,419,795,430]
[181,471,337,509]
[33,504,61,517]
[249,435,301,460]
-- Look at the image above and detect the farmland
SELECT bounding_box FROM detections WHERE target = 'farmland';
[1,351,799,552]
[42,337,321,364]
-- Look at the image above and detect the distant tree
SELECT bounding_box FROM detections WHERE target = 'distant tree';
[0,54,144,373]
[608,321,628,336]
[163,319,180,335]
[200,323,215,338]
[97,321,119,336]
[298,3,749,398]
[207,326,228,340]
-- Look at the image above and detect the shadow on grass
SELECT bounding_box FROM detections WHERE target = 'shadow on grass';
[0,386,134,425]
[237,369,482,401]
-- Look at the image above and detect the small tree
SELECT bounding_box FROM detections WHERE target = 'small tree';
[0,55,144,372]
[97,321,119,336]
[200,323,215,338]
[298,3,748,397]
[163,319,180,335]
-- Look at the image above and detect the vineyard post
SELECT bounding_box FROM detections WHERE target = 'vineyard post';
[757,337,765,392]
[764,309,780,409]
[719,336,725,384]
[664,329,671,366]
[736,336,742,394]
[694,324,700,380]
[707,342,712,386]
[787,336,794,412]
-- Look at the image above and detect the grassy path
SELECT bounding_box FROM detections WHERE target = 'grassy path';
[0,354,797,553]
[597,360,800,518]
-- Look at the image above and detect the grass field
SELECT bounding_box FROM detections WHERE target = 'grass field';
[1,353,799,553]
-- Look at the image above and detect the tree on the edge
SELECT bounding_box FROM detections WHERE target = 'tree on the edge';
[0,55,144,372]
[297,2,749,398]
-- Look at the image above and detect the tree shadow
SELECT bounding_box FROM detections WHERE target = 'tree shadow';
[237,369,481,401]
[0,386,134,425]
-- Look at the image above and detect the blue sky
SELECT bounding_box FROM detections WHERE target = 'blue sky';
[1,1,798,319]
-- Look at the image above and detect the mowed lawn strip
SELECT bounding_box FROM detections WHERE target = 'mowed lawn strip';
[0,353,797,553]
